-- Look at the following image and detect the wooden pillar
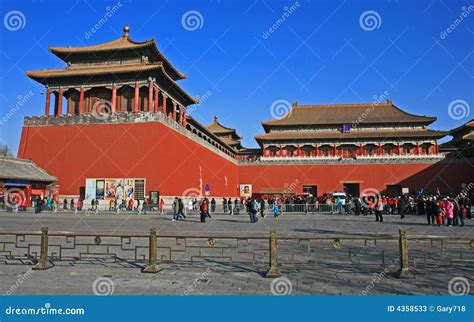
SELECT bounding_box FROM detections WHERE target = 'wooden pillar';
[359,144,363,156]
[377,143,382,156]
[147,80,153,112]
[297,145,301,157]
[333,144,337,157]
[154,87,159,112]
[178,105,183,125]
[111,84,117,113]
[315,144,319,157]
[172,102,177,121]
[78,87,84,115]
[162,94,167,114]
[397,142,401,155]
[183,107,187,126]
[55,87,63,116]
[44,87,51,116]
[434,142,438,155]
[133,81,139,113]
[415,142,419,155]
[279,145,283,157]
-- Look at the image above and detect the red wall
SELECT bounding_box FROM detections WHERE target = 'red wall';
[18,122,473,197]
[239,162,473,195]
[18,122,240,197]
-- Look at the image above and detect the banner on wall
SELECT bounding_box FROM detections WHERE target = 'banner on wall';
[85,178,146,200]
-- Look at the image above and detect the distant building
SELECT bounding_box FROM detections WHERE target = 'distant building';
[439,119,473,158]
[0,157,57,206]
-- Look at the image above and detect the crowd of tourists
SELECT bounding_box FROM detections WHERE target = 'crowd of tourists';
[2,190,472,228]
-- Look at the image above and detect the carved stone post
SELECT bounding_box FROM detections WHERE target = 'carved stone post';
[142,228,162,273]
[396,229,414,279]
[32,226,54,270]
[265,229,281,278]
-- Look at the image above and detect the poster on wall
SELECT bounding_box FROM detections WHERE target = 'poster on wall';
[85,179,96,200]
[95,180,105,200]
[239,184,252,198]
[85,178,146,201]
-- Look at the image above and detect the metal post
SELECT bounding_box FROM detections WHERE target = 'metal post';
[32,226,53,270]
[396,229,414,279]
[142,228,162,273]
[264,229,281,278]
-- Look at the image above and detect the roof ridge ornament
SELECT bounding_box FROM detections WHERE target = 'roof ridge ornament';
[123,25,130,39]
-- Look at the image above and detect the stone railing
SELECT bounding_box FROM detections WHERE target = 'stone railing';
[239,154,445,165]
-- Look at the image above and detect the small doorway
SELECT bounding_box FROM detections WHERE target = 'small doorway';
[343,183,360,197]
[303,185,318,198]
[386,185,402,197]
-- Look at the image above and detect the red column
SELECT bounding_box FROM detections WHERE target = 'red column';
[359,144,363,156]
[55,87,63,116]
[133,82,139,113]
[78,87,84,115]
[297,145,301,157]
[377,143,381,156]
[434,142,438,154]
[415,143,419,155]
[397,143,401,155]
[279,145,283,157]
[44,87,51,116]
[178,105,183,125]
[315,144,319,157]
[183,107,187,126]
[333,144,337,157]
[172,102,177,121]
[154,87,159,112]
[147,81,153,112]
[111,84,117,113]
[162,94,167,114]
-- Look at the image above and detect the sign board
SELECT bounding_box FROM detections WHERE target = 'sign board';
[204,183,210,196]
[149,191,159,206]
[402,187,409,195]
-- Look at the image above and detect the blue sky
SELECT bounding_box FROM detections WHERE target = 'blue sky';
[0,0,473,152]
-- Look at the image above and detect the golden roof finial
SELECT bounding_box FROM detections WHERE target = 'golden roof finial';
[123,25,130,39]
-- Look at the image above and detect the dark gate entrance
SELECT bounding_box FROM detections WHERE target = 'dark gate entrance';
[343,183,360,197]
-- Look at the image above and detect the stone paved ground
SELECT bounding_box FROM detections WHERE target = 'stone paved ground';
[0,210,472,295]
